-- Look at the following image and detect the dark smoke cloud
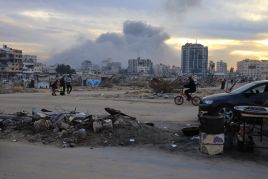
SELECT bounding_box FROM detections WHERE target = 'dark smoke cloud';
[48,21,178,68]
[165,0,202,16]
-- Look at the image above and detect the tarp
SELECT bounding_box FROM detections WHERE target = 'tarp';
[86,79,102,87]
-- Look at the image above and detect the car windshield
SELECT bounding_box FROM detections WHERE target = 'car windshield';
[230,83,257,94]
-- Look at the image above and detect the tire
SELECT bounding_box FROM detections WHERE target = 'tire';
[199,114,224,134]
[191,96,201,106]
[174,95,184,105]
[217,105,235,123]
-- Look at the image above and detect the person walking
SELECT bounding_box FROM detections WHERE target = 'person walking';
[66,74,72,94]
[59,76,66,96]
[220,78,226,90]
[51,80,58,96]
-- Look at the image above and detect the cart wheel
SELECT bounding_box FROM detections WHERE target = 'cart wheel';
[191,96,201,106]
[174,96,184,105]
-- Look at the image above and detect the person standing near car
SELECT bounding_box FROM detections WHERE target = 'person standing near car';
[184,76,196,100]
[66,74,72,94]
[220,78,226,90]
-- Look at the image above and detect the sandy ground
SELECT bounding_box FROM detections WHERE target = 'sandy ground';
[0,90,198,122]
[0,141,267,179]
[0,90,267,178]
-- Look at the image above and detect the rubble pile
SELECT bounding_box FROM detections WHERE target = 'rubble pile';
[0,108,182,148]
[0,84,39,94]
[124,90,175,99]
[149,76,190,94]
[149,78,174,93]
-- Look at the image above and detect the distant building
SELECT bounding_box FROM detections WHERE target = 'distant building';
[22,55,37,80]
[0,45,23,79]
[154,64,180,77]
[216,60,227,74]
[181,43,208,75]
[170,65,181,76]
[92,64,101,74]
[208,61,216,74]
[154,63,170,77]
[101,59,121,74]
[34,74,50,89]
[34,63,47,74]
[237,59,268,80]
[48,65,57,74]
[128,57,153,74]
[81,60,93,73]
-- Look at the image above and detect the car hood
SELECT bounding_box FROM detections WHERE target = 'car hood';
[202,92,233,100]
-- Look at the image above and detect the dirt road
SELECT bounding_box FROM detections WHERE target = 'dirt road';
[0,91,198,122]
[1,91,267,178]
[0,141,267,179]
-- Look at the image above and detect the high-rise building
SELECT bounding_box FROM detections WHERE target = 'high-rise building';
[216,60,227,74]
[128,57,153,74]
[181,43,208,75]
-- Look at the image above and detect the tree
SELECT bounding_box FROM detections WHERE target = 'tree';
[56,64,76,75]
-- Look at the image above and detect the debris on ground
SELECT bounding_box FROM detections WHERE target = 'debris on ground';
[149,78,174,93]
[0,108,194,149]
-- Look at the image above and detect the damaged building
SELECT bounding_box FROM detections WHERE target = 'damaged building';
[34,74,50,89]
[127,57,153,75]
[22,55,37,81]
[0,45,23,80]
[0,45,48,86]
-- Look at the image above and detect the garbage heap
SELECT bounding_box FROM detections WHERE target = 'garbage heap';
[0,108,180,148]
[149,76,189,94]
[149,78,174,93]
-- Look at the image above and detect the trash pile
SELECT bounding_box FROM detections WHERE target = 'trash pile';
[0,108,184,148]
[149,78,174,93]
[149,76,190,93]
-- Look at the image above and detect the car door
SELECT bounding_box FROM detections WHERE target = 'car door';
[244,83,268,106]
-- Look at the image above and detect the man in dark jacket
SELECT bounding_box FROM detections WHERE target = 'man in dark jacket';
[184,77,196,100]
[59,77,66,95]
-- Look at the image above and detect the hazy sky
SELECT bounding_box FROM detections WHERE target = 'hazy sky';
[1,0,268,68]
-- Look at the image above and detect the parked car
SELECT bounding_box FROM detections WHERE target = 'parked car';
[199,80,268,122]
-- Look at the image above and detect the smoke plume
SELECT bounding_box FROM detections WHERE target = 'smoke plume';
[165,0,202,16]
[48,21,178,68]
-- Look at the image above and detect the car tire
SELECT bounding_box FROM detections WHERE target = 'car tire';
[217,105,235,123]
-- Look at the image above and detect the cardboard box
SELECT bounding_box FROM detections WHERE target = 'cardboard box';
[200,132,224,145]
[200,143,223,155]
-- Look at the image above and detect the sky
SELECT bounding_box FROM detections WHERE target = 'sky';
[1,0,268,68]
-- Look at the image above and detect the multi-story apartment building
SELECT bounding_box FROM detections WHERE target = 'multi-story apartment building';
[101,59,121,75]
[237,59,268,80]
[81,60,93,73]
[154,63,170,77]
[22,55,37,80]
[0,45,23,79]
[181,43,208,75]
[128,57,153,74]
[34,63,47,74]
[154,63,181,77]
[216,60,227,74]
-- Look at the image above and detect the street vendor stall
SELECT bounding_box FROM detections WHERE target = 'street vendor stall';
[234,106,268,151]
